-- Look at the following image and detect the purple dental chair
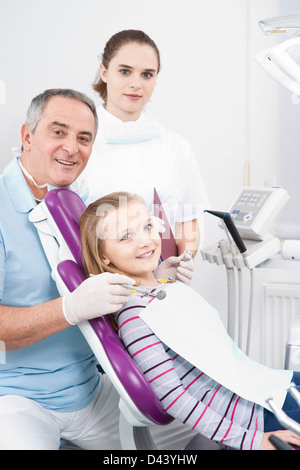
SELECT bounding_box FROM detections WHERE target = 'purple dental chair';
[30,188,220,450]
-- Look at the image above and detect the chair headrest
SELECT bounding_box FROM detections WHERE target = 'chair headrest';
[44,189,86,266]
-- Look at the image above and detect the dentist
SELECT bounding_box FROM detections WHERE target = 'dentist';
[0,88,135,450]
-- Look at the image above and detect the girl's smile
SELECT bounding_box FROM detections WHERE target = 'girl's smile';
[100,200,161,285]
[136,249,155,260]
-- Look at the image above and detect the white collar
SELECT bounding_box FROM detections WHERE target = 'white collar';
[97,104,161,144]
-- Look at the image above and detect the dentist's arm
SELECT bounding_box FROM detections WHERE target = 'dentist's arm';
[0,299,69,351]
[0,273,134,351]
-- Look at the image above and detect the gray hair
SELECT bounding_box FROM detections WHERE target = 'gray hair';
[25,88,98,139]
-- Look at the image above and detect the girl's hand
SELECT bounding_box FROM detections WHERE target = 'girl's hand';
[260,430,300,450]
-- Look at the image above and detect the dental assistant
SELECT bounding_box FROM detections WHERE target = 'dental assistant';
[77,30,210,281]
[0,89,136,450]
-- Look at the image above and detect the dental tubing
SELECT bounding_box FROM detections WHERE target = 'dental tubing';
[205,210,247,254]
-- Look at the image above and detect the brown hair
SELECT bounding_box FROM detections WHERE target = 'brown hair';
[79,191,146,277]
[80,191,148,328]
[93,29,161,102]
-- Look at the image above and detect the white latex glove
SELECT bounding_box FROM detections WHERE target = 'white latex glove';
[154,254,194,285]
[62,272,135,325]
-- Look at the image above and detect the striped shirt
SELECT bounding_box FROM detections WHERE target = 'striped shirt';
[115,286,265,450]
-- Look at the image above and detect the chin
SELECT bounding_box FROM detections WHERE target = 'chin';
[54,175,76,188]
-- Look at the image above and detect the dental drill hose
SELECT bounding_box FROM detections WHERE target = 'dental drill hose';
[219,240,236,340]
[205,210,247,254]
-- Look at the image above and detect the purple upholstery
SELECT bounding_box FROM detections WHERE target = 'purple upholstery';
[45,188,85,265]
[45,189,173,426]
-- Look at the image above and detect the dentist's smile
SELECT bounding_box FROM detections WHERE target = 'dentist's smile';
[55,159,76,167]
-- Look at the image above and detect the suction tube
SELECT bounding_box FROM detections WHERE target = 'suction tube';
[205,210,247,254]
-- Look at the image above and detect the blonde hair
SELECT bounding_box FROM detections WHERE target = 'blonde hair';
[79,191,146,277]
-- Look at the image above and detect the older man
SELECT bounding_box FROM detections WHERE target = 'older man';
[0,89,134,450]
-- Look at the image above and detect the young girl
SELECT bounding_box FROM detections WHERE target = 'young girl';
[80,191,300,450]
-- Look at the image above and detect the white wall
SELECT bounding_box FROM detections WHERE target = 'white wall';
[0,0,282,209]
[275,0,300,238]
[2,0,296,328]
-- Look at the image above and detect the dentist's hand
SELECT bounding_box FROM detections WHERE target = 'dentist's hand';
[154,254,194,285]
[62,273,135,325]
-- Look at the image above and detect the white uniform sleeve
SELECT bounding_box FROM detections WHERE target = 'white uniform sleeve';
[171,136,211,223]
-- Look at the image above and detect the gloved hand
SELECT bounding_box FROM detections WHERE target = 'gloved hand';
[154,254,194,285]
[62,272,135,325]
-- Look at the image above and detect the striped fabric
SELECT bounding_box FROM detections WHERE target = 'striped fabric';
[115,289,265,450]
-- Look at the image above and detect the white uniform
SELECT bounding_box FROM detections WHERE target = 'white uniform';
[77,105,210,232]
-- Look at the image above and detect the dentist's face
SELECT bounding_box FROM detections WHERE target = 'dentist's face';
[100,42,159,121]
[21,96,95,188]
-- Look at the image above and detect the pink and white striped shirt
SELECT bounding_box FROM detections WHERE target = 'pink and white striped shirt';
[115,287,264,450]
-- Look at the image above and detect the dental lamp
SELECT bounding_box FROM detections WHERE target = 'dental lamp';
[256,16,300,96]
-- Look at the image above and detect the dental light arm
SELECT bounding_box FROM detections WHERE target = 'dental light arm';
[259,15,300,37]
[256,16,300,96]
[256,38,300,96]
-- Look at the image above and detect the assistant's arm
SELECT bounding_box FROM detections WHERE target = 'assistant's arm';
[154,219,199,285]
[175,219,200,257]
[173,135,209,258]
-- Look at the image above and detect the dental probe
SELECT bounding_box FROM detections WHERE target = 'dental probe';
[122,284,167,300]
[89,274,166,300]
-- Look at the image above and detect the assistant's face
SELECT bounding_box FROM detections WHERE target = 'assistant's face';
[21,96,95,188]
[100,42,159,122]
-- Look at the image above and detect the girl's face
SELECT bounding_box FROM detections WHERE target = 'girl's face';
[100,42,159,121]
[100,201,161,285]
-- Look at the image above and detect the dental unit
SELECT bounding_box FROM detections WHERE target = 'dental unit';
[202,186,289,352]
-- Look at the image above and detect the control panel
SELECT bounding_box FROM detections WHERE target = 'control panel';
[228,187,289,240]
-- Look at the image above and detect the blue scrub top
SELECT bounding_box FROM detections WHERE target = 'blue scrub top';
[0,157,99,411]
